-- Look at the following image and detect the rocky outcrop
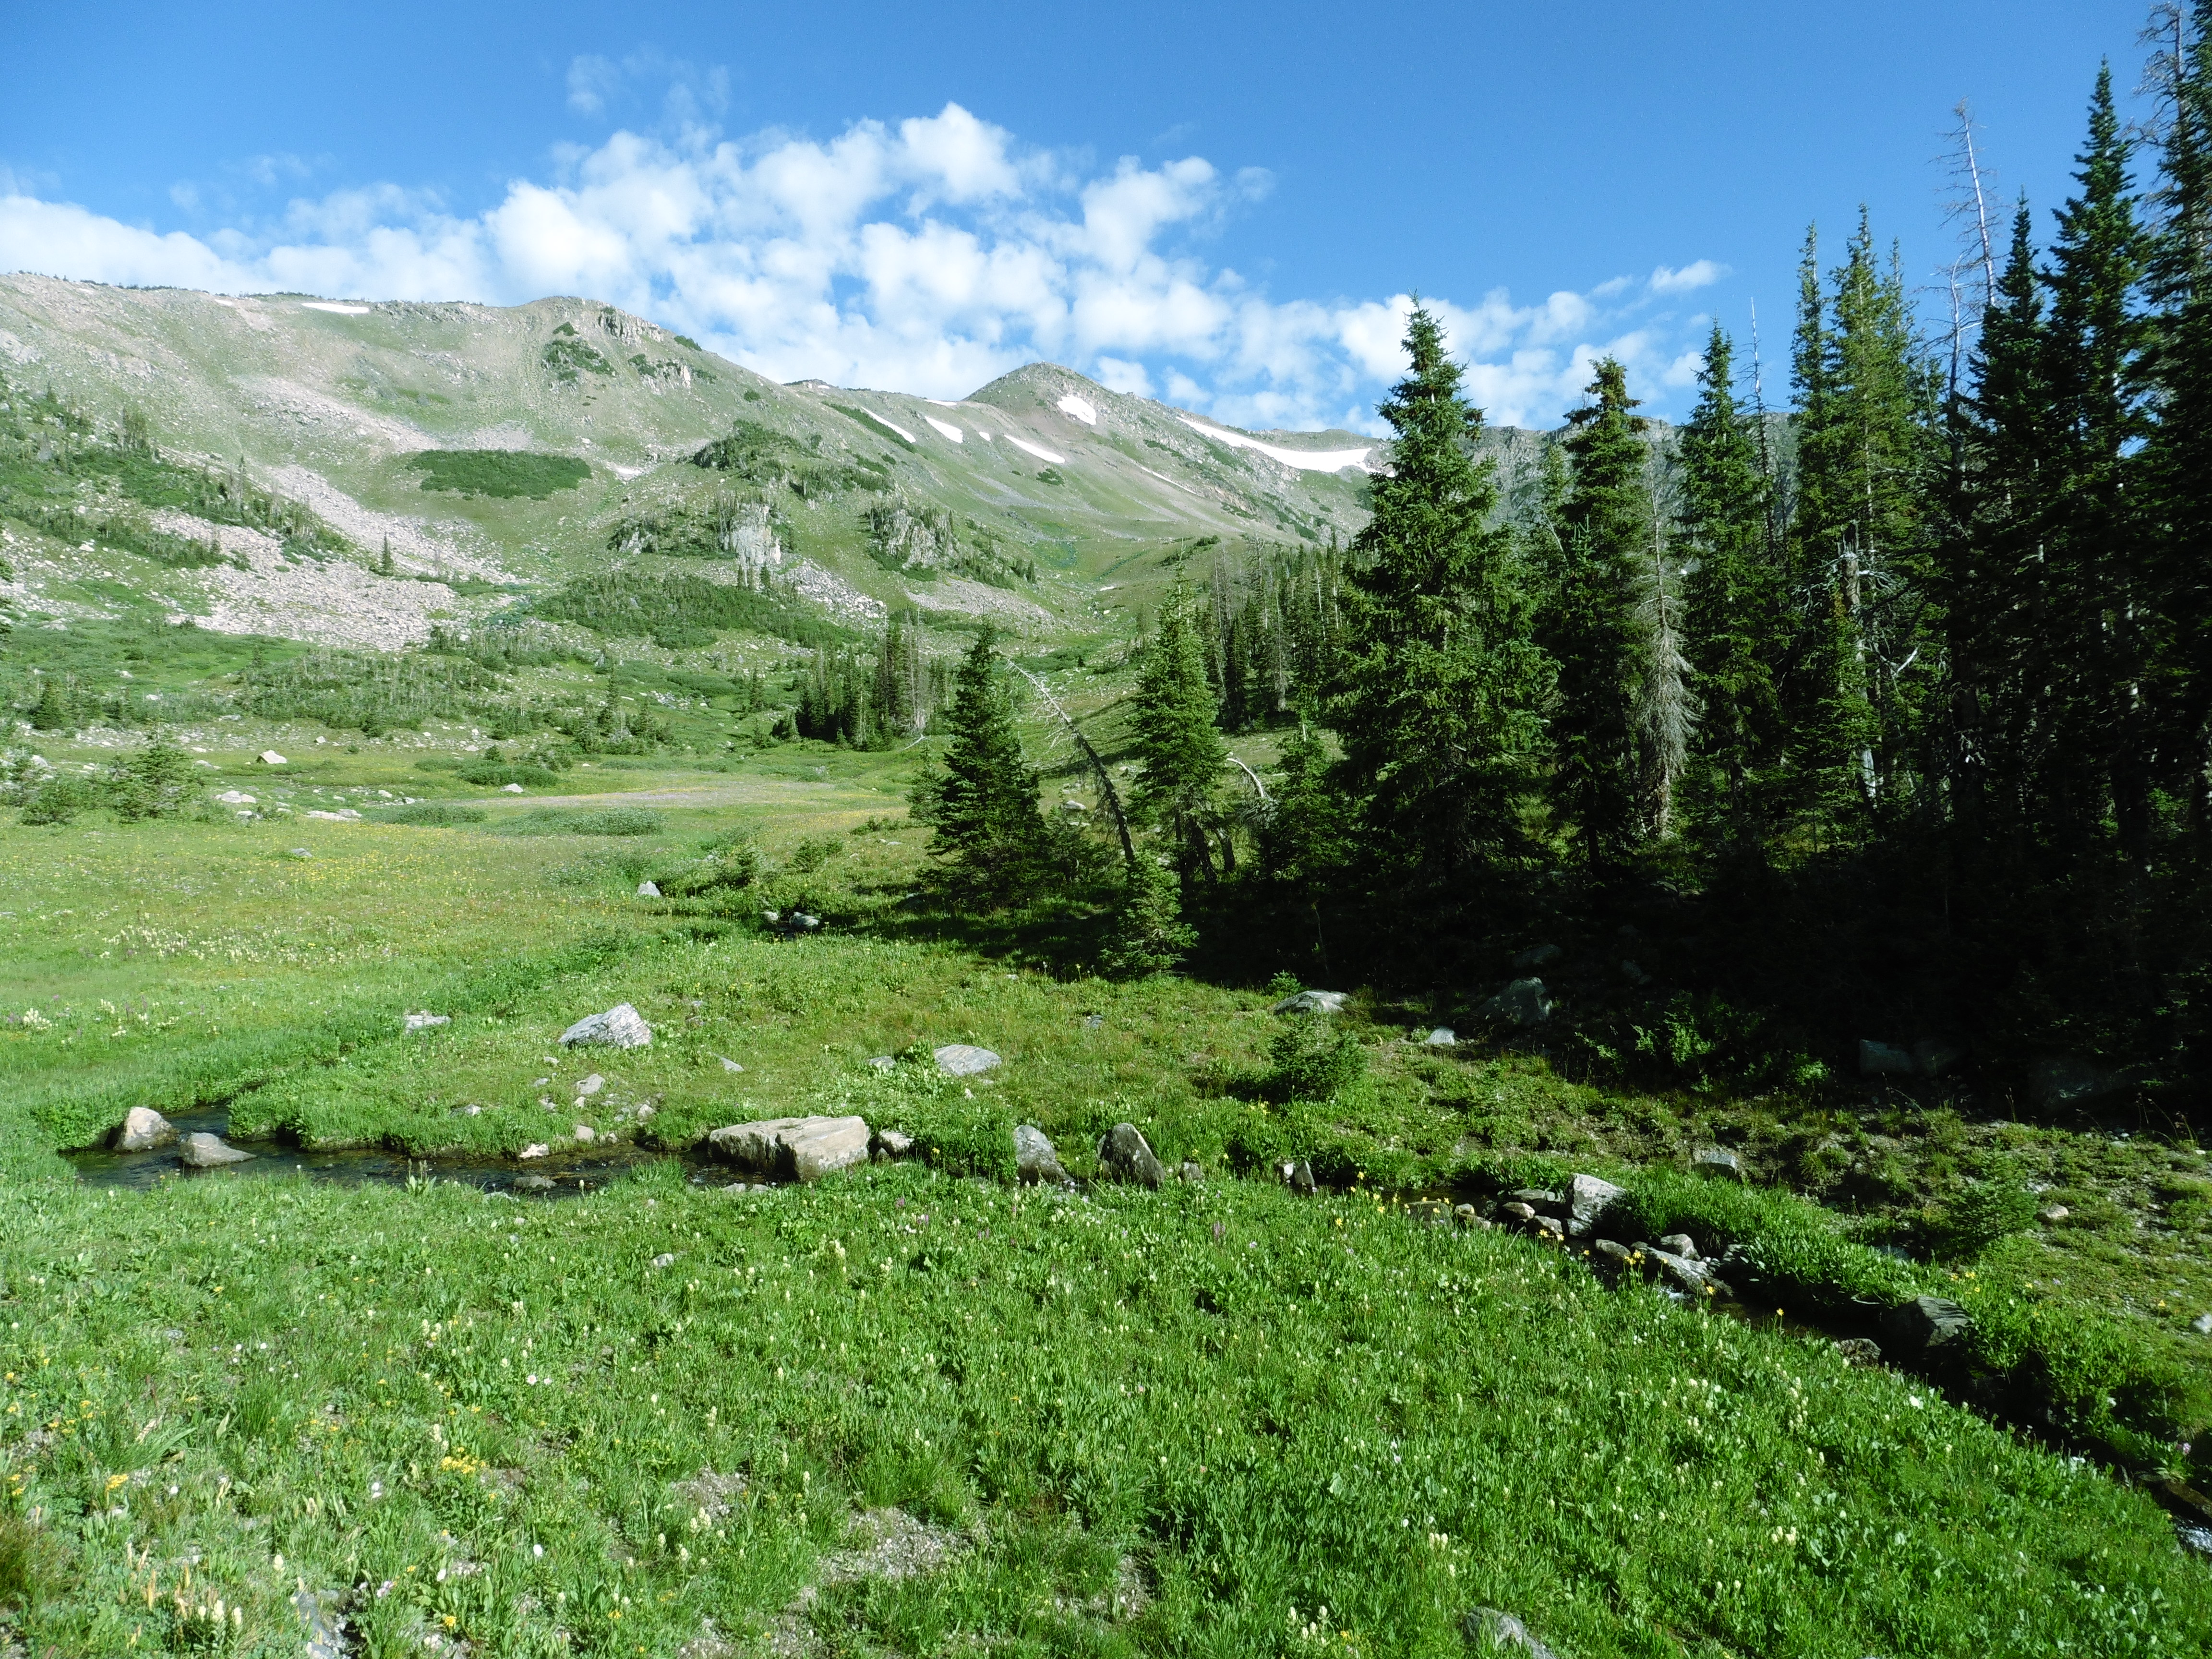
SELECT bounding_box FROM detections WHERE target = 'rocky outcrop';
[1096,1122,1166,1188]
[561,1004,652,1049]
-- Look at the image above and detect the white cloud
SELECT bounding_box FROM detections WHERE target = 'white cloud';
[1650,259,1727,295]
[0,101,1727,430]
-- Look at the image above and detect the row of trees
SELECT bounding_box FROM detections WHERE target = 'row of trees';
[914,30,2212,1087]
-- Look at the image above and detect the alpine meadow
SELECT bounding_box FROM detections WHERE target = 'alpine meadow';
[6,13,2212,1659]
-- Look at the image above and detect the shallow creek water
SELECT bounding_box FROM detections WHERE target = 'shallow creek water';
[66,1108,707,1197]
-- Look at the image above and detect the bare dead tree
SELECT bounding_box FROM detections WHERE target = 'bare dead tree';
[1635,446,1699,839]
[1935,99,2001,396]
[1006,660,1136,873]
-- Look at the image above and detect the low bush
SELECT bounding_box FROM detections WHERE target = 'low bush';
[501,807,664,837]
[371,803,487,827]
[458,761,560,788]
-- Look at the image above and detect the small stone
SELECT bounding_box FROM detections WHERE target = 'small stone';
[289,847,313,858]
[179,1132,253,1168]
[1590,1238,1637,1275]
[1530,1214,1565,1241]
[2037,1204,2069,1224]
[503,782,525,793]
[1501,1201,1539,1226]
[214,790,256,805]
[637,880,661,898]
[1082,1013,1104,1029]
[573,1125,595,1143]
[709,1115,872,1183]
[576,1074,605,1096]
[1640,1242,1727,1298]
[1692,1147,1745,1181]
[877,1128,915,1160]
[1858,1039,1914,1077]
[1564,1173,1627,1237]
[1271,989,1346,1015]
[2192,1312,2212,1335]
[519,1143,550,1160]
[1284,1159,1317,1196]
[1480,978,1552,1026]
[1178,1159,1203,1184]
[1422,1027,1457,1047]
[867,1055,895,1072]
[651,1253,676,1269]
[1464,1607,1560,1659]
[933,1044,1000,1077]
[721,1056,745,1073]
[257,750,287,765]
[1014,1124,1069,1185]
[561,1004,652,1049]
[1096,1122,1166,1188]
[115,1106,176,1152]
[1507,1188,1560,1211]
[1832,1336,1883,1366]
[1880,1295,1972,1357]
[513,1173,555,1192]
[1657,1233,1698,1260]
[403,1011,450,1032]
[1454,1203,1487,1229]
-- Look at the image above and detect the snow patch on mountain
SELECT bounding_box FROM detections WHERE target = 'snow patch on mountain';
[1003,435,1065,466]
[1175,415,1373,473]
[1056,394,1098,425]
[924,416,963,443]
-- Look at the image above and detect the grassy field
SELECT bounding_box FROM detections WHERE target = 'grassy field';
[4,742,2211,1656]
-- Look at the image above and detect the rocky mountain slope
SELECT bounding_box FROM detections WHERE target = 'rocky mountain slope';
[0,274,1413,653]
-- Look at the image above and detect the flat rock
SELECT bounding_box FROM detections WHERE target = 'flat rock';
[2037,1204,2069,1224]
[502,782,525,793]
[709,1115,872,1183]
[257,750,287,765]
[1465,1608,1560,1659]
[1639,1243,1728,1298]
[1271,990,1345,1015]
[1656,1232,1699,1260]
[561,1003,652,1049]
[1880,1294,1972,1357]
[1564,1173,1627,1237]
[115,1106,176,1152]
[179,1131,253,1168]
[402,1011,450,1032]
[933,1044,1000,1077]
[1422,1027,1457,1047]
[1096,1122,1166,1188]
[1692,1146,1745,1180]
[876,1127,915,1160]
[576,1073,605,1096]
[214,790,256,805]
[1480,977,1552,1026]
[1013,1124,1068,1185]
[1833,1336,1883,1366]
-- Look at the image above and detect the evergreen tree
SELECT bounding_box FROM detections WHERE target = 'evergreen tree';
[910,628,1048,905]
[1096,857,1198,980]
[29,674,69,732]
[1680,324,1785,851]
[1130,583,1227,884]
[1540,357,1651,867]
[1333,303,1550,880]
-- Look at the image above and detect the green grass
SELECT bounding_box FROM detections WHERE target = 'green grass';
[404,451,594,501]
[1,764,2209,1654]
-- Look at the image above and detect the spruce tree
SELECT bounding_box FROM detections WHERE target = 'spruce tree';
[1680,324,1784,852]
[1130,583,1226,884]
[1333,303,1549,880]
[1097,857,1198,980]
[29,675,69,732]
[1539,357,1650,867]
[911,627,1048,906]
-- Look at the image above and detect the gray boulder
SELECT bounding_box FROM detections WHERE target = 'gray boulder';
[1692,1147,1745,1181]
[115,1106,176,1152]
[933,1044,1001,1077]
[561,1003,652,1049]
[1912,1038,1966,1077]
[1858,1039,1914,1077]
[1480,978,1552,1026]
[1465,1608,1560,1659]
[403,1011,450,1033]
[708,1115,872,1183]
[1880,1294,1972,1357]
[1282,1159,1317,1196]
[1564,1173,1627,1237]
[1422,1027,1457,1047]
[636,880,661,898]
[1639,1242,1731,1299]
[1271,990,1346,1015]
[1656,1232,1699,1260]
[1013,1125,1069,1185]
[1178,1160,1204,1183]
[2193,1312,2212,1335]
[877,1128,915,1161]
[180,1132,253,1168]
[1096,1122,1166,1188]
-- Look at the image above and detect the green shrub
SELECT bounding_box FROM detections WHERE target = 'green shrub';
[502,808,664,837]
[18,775,94,826]
[106,737,195,821]
[1261,1014,1366,1103]
[404,450,592,499]
[413,756,463,771]
[1934,1180,2039,1259]
[458,761,560,788]
[371,803,487,827]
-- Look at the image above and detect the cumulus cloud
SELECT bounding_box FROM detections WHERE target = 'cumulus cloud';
[0,101,1726,430]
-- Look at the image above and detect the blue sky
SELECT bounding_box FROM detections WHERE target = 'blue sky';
[0,0,2161,432]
